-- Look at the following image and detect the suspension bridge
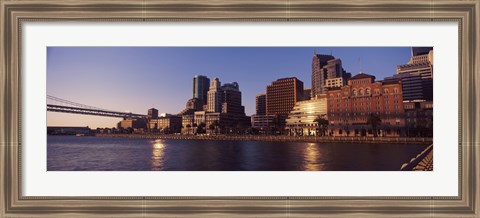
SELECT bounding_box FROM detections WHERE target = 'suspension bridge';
[47,95,147,119]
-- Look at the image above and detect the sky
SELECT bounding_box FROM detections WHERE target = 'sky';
[47,47,412,128]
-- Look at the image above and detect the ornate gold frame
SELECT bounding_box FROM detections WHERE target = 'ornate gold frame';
[1,0,478,216]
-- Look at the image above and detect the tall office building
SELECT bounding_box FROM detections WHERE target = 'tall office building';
[311,54,335,97]
[395,47,433,101]
[385,73,425,102]
[311,53,348,98]
[397,47,433,79]
[207,78,222,112]
[221,82,245,116]
[303,89,311,101]
[193,75,210,106]
[266,77,304,116]
[255,94,267,115]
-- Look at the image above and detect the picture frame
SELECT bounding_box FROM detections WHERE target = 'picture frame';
[1,0,478,216]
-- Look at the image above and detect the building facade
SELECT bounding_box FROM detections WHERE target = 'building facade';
[181,114,195,134]
[255,94,267,115]
[207,78,223,112]
[311,53,351,98]
[385,73,425,102]
[149,116,182,133]
[251,114,278,134]
[396,47,433,101]
[266,77,304,116]
[266,77,304,127]
[117,118,147,133]
[147,108,158,119]
[311,54,335,97]
[221,82,245,116]
[404,101,433,137]
[303,88,311,101]
[193,75,210,106]
[326,73,405,137]
[285,96,328,136]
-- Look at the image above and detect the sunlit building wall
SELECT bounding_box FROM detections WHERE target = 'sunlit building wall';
[251,114,278,134]
[207,78,223,113]
[266,77,304,128]
[285,95,328,136]
[326,73,406,137]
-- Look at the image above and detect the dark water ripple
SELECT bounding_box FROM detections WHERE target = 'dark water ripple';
[47,136,428,171]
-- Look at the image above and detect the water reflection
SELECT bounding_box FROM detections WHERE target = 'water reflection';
[151,139,166,170]
[303,143,324,170]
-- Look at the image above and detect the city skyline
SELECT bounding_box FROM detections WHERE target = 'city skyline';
[47,47,412,128]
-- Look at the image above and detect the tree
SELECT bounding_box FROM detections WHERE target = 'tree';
[197,122,206,134]
[192,123,198,135]
[367,113,382,137]
[314,115,329,136]
[186,124,191,135]
[212,120,220,134]
[208,124,215,134]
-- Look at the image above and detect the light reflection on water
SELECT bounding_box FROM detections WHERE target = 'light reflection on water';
[303,143,324,171]
[47,136,428,171]
[151,139,166,170]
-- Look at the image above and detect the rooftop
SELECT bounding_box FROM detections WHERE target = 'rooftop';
[350,72,375,80]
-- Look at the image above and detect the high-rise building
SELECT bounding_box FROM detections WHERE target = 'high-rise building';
[266,77,304,128]
[385,73,425,102]
[311,53,349,98]
[207,78,222,112]
[397,47,433,79]
[303,89,311,101]
[255,94,266,115]
[395,47,433,101]
[326,73,405,137]
[221,82,245,116]
[311,54,335,97]
[193,75,210,106]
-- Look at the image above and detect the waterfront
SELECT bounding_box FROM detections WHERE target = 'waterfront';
[47,136,429,171]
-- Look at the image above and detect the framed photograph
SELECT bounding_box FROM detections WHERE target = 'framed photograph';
[1,0,478,217]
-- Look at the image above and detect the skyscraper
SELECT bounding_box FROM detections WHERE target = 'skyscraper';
[193,75,210,106]
[311,54,335,97]
[255,94,266,115]
[221,82,245,116]
[311,53,348,98]
[266,77,304,116]
[207,78,223,112]
[395,47,433,101]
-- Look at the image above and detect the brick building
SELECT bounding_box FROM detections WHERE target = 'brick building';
[266,77,304,127]
[326,73,405,137]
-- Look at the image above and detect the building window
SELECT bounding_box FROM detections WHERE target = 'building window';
[366,88,371,95]
[383,88,389,94]
[359,89,364,96]
[353,89,357,96]
[394,88,399,93]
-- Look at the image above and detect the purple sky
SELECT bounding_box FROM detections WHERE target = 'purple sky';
[47,47,412,128]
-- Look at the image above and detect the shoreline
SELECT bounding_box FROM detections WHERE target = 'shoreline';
[94,133,432,145]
